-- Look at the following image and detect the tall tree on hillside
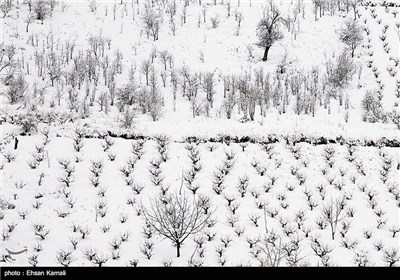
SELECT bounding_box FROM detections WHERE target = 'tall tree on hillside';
[141,3,160,41]
[34,0,49,24]
[339,18,363,58]
[350,0,360,20]
[148,66,163,121]
[256,2,285,62]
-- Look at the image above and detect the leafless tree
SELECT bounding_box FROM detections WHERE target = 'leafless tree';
[140,240,154,259]
[47,60,62,87]
[142,3,160,41]
[319,197,346,240]
[25,13,35,33]
[141,58,152,86]
[56,248,75,267]
[234,9,244,36]
[97,91,110,113]
[257,232,287,266]
[0,0,12,18]
[201,71,216,108]
[169,19,176,36]
[353,250,371,267]
[148,67,163,121]
[349,0,360,20]
[88,0,98,13]
[82,246,98,262]
[143,191,213,257]
[116,82,138,110]
[383,247,400,267]
[6,74,28,104]
[361,90,383,123]
[33,0,49,24]
[210,14,220,29]
[33,224,50,240]
[120,107,136,129]
[256,1,285,61]
[339,19,363,58]
[92,252,109,267]
[0,43,16,74]
[325,50,355,90]
[28,254,39,267]
[159,50,170,71]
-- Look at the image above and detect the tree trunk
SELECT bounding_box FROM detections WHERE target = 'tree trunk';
[262,46,270,62]
[176,242,181,258]
[14,138,19,150]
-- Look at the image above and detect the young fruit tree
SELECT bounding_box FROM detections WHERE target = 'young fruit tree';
[143,191,213,257]
[319,197,346,240]
[256,2,285,62]
[339,18,363,58]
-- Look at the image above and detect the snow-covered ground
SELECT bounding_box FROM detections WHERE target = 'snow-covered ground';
[1,0,399,267]
[1,131,399,266]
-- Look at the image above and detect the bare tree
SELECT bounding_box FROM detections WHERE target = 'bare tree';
[6,74,28,104]
[56,248,75,267]
[210,14,220,29]
[47,0,58,15]
[201,71,216,108]
[92,252,109,267]
[169,19,176,36]
[0,43,16,74]
[25,13,35,33]
[48,60,62,87]
[120,107,136,129]
[141,58,152,86]
[33,0,49,24]
[1,0,12,18]
[257,232,287,266]
[353,250,371,267]
[382,247,399,267]
[28,254,39,267]
[256,2,285,61]
[141,3,160,41]
[148,67,163,121]
[159,50,170,71]
[234,9,244,36]
[339,19,363,58]
[143,191,213,257]
[319,197,346,240]
[349,0,360,20]
[325,50,355,90]
[361,90,383,123]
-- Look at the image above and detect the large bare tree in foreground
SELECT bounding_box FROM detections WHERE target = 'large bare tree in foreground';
[143,191,213,257]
